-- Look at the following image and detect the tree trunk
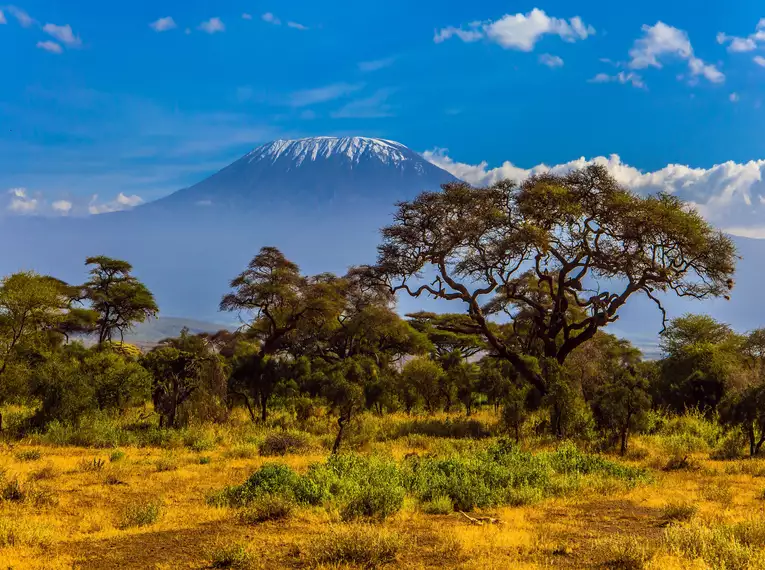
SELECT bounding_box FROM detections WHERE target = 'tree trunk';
[620,426,628,456]
[514,421,520,444]
[0,410,4,432]
[260,395,268,423]
[243,395,257,422]
[750,424,756,457]
[332,412,349,455]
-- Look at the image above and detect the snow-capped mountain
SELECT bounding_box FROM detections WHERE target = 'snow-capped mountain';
[147,136,454,210]
[0,136,457,323]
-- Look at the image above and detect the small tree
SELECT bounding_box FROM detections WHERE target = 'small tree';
[82,256,158,346]
[719,383,765,457]
[142,336,211,428]
[322,357,369,454]
[501,384,530,443]
[400,357,444,413]
[592,367,652,455]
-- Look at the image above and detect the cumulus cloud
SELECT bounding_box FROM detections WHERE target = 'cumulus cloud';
[434,8,594,51]
[36,40,62,54]
[198,17,224,34]
[88,193,143,215]
[6,6,34,27]
[51,200,72,214]
[589,71,645,89]
[717,20,765,53]
[43,23,81,47]
[7,188,38,213]
[287,21,309,31]
[539,53,564,67]
[754,55,765,67]
[629,22,724,84]
[149,17,177,32]
[423,150,765,239]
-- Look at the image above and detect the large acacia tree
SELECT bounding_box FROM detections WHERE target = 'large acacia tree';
[372,165,736,395]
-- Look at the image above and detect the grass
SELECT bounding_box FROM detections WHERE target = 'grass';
[659,502,698,525]
[207,542,254,569]
[3,408,765,569]
[118,499,162,529]
[302,525,403,568]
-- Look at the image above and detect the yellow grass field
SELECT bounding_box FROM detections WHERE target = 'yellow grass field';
[2,411,765,569]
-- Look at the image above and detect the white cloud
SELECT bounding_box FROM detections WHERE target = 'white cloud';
[199,17,224,34]
[718,20,765,54]
[36,40,62,54]
[423,150,765,239]
[51,200,72,214]
[331,89,395,119]
[242,13,252,20]
[262,12,281,25]
[43,23,81,47]
[7,6,34,27]
[288,83,364,107]
[539,53,564,67]
[287,21,308,31]
[150,17,177,32]
[754,55,765,67]
[358,57,396,72]
[629,22,724,84]
[435,8,594,51]
[730,92,740,103]
[589,71,645,89]
[7,188,38,213]
[0,10,6,24]
[88,193,143,215]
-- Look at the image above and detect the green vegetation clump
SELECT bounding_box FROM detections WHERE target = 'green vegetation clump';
[259,430,311,456]
[237,494,294,524]
[207,542,254,569]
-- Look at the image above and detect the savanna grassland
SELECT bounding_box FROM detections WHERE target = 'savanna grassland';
[3,407,765,570]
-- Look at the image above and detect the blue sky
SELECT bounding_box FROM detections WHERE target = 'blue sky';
[3,1,765,226]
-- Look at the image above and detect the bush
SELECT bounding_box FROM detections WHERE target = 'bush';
[303,525,402,568]
[711,429,747,460]
[1,479,26,502]
[660,502,698,525]
[600,536,653,570]
[259,431,311,456]
[208,542,254,569]
[422,496,454,515]
[15,449,41,462]
[199,456,212,465]
[210,463,301,507]
[237,494,294,524]
[119,499,161,528]
[340,482,405,521]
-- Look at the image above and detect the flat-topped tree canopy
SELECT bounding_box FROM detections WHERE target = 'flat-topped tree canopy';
[372,165,737,394]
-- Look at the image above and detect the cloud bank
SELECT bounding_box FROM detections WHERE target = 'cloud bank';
[423,150,765,239]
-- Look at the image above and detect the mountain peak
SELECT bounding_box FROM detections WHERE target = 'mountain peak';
[247,136,415,168]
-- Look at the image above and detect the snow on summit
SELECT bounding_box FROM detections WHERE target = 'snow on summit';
[248,136,415,167]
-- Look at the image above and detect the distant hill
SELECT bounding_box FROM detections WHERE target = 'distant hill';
[123,316,236,344]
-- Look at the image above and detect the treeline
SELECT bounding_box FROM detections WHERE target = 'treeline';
[0,165,753,456]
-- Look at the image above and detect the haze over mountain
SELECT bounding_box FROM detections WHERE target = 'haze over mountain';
[1,135,762,351]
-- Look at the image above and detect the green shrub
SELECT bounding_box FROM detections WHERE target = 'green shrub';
[15,449,41,462]
[199,456,212,465]
[303,525,402,568]
[210,463,301,507]
[710,429,747,460]
[660,502,698,525]
[394,417,491,440]
[340,482,405,521]
[208,542,253,569]
[119,499,161,528]
[237,494,294,524]
[660,410,722,447]
[224,444,259,460]
[422,496,454,515]
[109,450,126,462]
[665,519,765,570]
[183,428,217,452]
[259,431,311,456]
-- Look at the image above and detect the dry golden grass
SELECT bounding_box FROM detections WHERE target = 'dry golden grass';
[3,421,765,569]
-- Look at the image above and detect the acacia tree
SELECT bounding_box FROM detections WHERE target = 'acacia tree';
[0,272,76,430]
[82,256,158,346]
[372,165,736,395]
[220,247,345,422]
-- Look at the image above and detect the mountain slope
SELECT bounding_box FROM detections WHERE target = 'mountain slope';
[0,136,457,321]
